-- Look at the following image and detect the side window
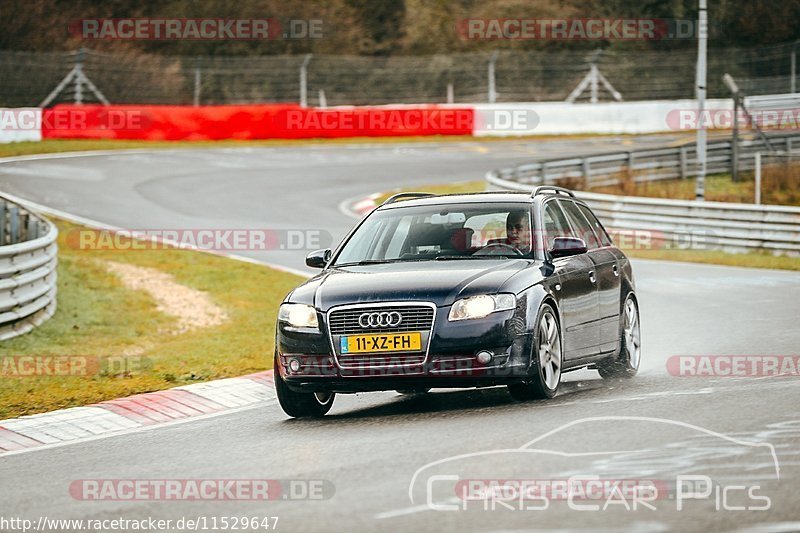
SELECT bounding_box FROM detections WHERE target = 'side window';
[542,200,575,249]
[577,204,613,247]
[558,200,600,249]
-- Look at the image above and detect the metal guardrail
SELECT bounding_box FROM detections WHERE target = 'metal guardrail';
[487,133,800,255]
[491,131,800,189]
[0,196,58,341]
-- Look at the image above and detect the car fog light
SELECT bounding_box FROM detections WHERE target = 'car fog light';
[476,351,493,364]
[289,358,301,372]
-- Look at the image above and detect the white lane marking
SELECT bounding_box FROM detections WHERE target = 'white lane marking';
[0,189,311,279]
[1,407,140,444]
[0,401,273,458]
[337,191,381,220]
[735,523,800,533]
[0,163,107,181]
[374,498,460,520]
[176,377,277,408]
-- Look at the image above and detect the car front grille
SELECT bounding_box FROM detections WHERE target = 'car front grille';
[328,305,435,336]
[337,354,426,368]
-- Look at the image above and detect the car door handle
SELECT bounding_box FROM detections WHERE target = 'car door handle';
[612,264,619,277]
[588,270,596,283]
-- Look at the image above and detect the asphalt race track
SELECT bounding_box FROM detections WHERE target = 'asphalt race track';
[1,136,799,532]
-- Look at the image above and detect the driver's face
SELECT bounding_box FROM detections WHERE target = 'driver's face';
[507,215,531,250]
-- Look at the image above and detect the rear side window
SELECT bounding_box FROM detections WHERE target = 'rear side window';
[577,204,613,247]
[558,200,601,249]
[542,200,574,249]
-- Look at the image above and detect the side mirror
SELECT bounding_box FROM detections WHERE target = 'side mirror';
[305,248,332,268]
[549,237,587,258]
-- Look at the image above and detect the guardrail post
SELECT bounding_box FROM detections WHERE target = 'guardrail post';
[0,203,5,245]
[627,151,635,184]
[26,216,39,240]
[581,157,590,187]
[8,206,19,245]
[541,162,548,184]
[679,147,688,179]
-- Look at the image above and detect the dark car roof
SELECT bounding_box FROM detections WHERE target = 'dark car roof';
[379,191,538,210]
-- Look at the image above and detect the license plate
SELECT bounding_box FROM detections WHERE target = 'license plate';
[340,332,422,354]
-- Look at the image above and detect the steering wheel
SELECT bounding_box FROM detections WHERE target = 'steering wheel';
[473,242,524,256]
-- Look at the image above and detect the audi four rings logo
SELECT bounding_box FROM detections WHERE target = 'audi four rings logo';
[358,311,403,328]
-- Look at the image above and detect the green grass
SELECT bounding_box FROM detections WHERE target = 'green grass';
[0,219,304,419]
[594,165,800,207]
[372,180,800,272]
[0,132,694,159]
[375,181,486,205]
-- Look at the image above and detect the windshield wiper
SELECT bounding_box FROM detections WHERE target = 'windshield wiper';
[435,255,512,260]
[334,259,402,267]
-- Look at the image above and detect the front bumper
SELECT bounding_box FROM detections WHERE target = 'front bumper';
[277,306,535,393]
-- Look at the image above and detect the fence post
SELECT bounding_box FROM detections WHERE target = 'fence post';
[792,40,798,94]
[732,94,740,181]
[300,54,312,108]
[193,65,201,107]
[487,51,498,103]
[754,152,762,205]
[447,83,454,104]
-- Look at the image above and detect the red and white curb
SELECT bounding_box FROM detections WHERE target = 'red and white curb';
[339,192,381,220]
[0,370,275,455]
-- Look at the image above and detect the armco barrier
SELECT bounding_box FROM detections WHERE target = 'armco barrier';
[490,131,800,189]
[488,172,800,255]
[0,196,58,340]
[40,104,474,141]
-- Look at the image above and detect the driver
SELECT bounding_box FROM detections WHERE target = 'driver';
[505,210,532,253]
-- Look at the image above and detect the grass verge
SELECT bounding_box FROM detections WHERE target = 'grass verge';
[594,165,800,207]
[0,133,648,159]
[0,219,304,419]
[373,181,800,272]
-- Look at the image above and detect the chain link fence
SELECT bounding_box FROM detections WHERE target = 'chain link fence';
[0,43,798,107]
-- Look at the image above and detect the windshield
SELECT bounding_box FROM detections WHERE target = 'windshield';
[333,203,534,266]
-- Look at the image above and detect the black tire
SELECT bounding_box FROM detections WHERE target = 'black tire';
[598,293,641,380]
[396,388,431,395]
[508,303,561,401]
[274,355,335,418]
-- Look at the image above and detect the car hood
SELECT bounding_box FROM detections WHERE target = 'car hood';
[289,259,536,310]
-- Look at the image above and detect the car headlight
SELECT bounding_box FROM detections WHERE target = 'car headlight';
[448,294,516,321]
[279,303,319,330]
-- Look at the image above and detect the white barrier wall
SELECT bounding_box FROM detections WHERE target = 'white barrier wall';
[0,108,42,143]
[472,99,733,136]
[1,101,740,142]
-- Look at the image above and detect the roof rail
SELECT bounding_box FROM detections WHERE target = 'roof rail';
[531,186,575,198]
[381,192,436,205]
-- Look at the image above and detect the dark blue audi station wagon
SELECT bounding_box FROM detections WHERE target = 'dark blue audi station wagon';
[274,187,640,417]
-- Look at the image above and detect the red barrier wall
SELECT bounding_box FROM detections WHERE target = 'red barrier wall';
[41,104,474,140]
